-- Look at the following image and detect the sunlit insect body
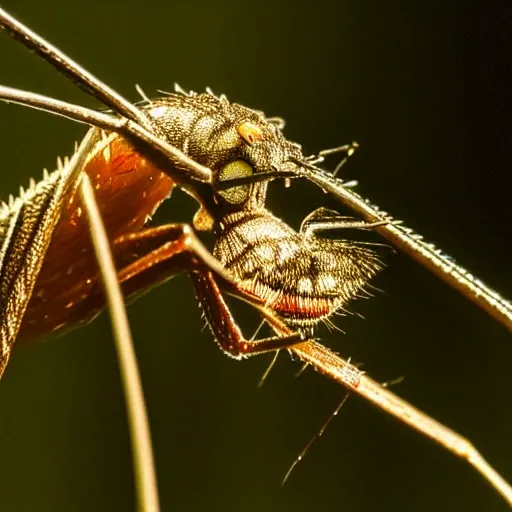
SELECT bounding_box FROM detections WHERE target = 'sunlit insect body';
[1,89,382,375]
[1,6,512,511]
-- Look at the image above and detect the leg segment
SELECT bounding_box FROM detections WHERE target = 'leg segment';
[18,223,223,342]
[115,226,306,358]
[300,207,390,237]
[191,271,307,359]
[19,223,302,358]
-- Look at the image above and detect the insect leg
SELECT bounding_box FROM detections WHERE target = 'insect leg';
[0,7,151,129]
[24,223,233,336]
[89,220,512,504]
[113,227,308,357]
[296,161,512,331]
[0,86,212,186]
[299,207,390,236]
[30,220,303,357]
[191,271,308,358]
[113,224,233,295]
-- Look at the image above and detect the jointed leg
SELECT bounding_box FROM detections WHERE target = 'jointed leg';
[191,271,307,359]
[300,207,390,237]
[35,223,304,358]
[114,226,307,358]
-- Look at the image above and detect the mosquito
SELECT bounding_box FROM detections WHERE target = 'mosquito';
[0,6,511,511]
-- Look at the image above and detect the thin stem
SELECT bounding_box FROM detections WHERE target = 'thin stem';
[80,174,160,512]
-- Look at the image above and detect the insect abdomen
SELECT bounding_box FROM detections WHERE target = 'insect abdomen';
[214,210,383,329]
[15,130,174,343]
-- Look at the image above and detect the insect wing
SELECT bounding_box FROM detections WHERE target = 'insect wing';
[0,129,99,376]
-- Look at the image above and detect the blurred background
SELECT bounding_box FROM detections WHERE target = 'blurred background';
[1,1,511,511]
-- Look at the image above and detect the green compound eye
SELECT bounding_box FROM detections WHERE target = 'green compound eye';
[217,160,254,205]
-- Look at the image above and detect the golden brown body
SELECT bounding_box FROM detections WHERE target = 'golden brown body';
[18,131,174,342]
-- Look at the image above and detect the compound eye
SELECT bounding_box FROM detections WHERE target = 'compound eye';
[237,122,263,145]
[217,160,254,205]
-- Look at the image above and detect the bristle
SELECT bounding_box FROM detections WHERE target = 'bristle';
[102,143,111,163]
[135,83,151,103]
[174,83,187,95]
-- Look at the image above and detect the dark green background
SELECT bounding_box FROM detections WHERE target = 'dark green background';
[1,1,511,511]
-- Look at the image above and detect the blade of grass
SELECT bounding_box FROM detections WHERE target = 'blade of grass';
[80,173,160,512]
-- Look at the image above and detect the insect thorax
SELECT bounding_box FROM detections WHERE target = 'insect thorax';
[145,91,302,180]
